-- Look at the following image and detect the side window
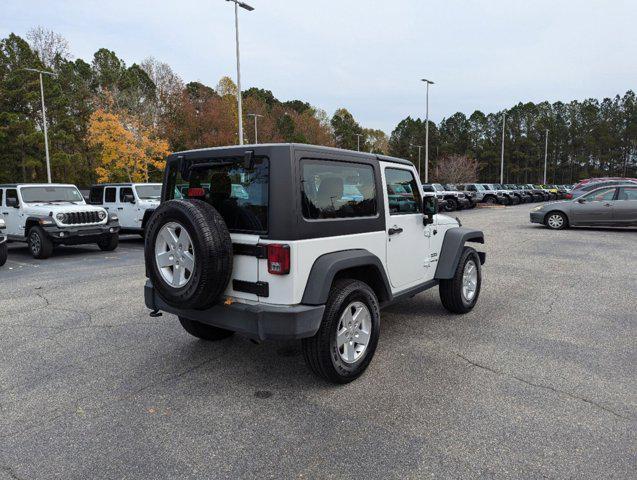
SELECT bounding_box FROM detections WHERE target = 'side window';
[618,187,637,200]
[385,168,422,215]
[89,187,103,204]
[104,187,116,203]
[468,185,477,191]
[0,189,3,206]
[582,187,616,202]
[120,187,134,202]
[422,185,434,192]
[6,189,19,207]
[301,159,377,220]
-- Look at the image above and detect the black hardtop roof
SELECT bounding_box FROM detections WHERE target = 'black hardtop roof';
[171,143,413,167]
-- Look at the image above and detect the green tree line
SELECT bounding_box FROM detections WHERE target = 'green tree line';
[1,29,635,186]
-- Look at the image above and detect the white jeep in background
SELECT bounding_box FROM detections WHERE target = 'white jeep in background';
[88,183,161,236]
[144,144,486,384]
[0,183,120,259]
[0,217,7,266]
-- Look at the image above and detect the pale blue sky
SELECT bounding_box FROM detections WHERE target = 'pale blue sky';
[3,0,636,133]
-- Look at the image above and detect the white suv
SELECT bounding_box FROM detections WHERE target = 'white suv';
[0,217,7,266]
[144,145,486,383]
[0,183,120,259]
[89,183,161,236]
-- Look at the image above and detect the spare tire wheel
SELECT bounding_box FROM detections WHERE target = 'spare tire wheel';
[145,199,233,310]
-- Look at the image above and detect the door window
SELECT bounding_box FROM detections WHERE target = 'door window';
[301,160,376,219]
[385,168,422,215]
[104,187,116,203]
[582,188,616,202]
[6,189,18,207]
[0,189,3,205]
[89,187,103,204]
[618,187,637,200]
[120,187,134,202]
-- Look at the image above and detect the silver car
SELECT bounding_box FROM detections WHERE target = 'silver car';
[530,184,637,229]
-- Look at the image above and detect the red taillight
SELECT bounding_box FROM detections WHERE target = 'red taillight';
[267,244,290,275]
[565,193,573,199]
[188,187,205,198]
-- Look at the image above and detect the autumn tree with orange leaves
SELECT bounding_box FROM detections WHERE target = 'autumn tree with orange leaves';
[87,108,169,183]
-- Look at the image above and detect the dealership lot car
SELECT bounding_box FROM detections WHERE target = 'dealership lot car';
[0,183,120,258]
[89,183,161,236]
[422,183,470,211]
[530,184,637,229]
[144,144,486,383]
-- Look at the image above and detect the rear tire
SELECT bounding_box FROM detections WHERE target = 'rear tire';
[302,279,380,384]
[439,247,482,314]
[445,198,458,211]
[178,316,234,341]
[0,242,7,266]
[28,226,53,259]
[97,233,119,251]
[484,196,496,205]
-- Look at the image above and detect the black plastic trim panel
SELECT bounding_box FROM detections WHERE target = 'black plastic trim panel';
[233,243,267,259]
[233,280,269,297]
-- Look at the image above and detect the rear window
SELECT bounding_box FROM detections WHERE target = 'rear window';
[301,159,377,220]
[166,157,269,233]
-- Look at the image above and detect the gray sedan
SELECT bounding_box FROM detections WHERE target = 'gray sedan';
[530,184,637,229]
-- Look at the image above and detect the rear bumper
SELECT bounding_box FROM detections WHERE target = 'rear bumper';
[144,280,325,341]
[530,212,545,224]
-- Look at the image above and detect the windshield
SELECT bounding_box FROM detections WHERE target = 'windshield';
[21,186,84,204]
[474,184,486,191]
[135,184,162,199]
[432,184,445,192]
[167,157,269,233]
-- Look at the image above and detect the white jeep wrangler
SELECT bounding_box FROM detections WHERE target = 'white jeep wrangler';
[0,183,120,259]
[89,183,161,236]
[0,217,7,267]
[144,145,486,383]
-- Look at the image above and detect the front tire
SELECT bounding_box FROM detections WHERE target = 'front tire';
[0,242,7,266]
[28,226,53,259]
[545,211,568,230]
[444,198,458,211]
[97,233,119,251]
[178,317,234,341]
[439,247,482,314]
[302,279,380,384]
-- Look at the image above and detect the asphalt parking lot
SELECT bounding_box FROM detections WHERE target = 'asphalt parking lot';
[1,206,635,479]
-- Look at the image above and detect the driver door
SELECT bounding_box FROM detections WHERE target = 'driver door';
[118,187,139,229]
[383,165,429,290]
[2,189,23,237]
[571,187,616,225]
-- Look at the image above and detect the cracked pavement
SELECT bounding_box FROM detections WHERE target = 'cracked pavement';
[0,208,636,479]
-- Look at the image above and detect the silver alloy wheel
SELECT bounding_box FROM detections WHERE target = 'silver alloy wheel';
[462,260,478,302]
[336,301,372,364]
[30,232,41,255]
[547,214,564,229]
[154,222,195,288]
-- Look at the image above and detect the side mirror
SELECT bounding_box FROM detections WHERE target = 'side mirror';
[577,198,586,204]
[6,197,18,208]
[123,194,135,204]
[423,196,437,225]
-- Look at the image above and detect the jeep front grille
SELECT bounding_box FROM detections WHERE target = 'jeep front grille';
[64,211,102,225]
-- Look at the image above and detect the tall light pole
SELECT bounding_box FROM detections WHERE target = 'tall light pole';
[500,111,506,184]
[226,0,254,146]
[247,113,263,143]
[410,144,423,178]
[355,133,364,151]
[543,129,549,184]
[25,68,57,183]
[421,79,434,183]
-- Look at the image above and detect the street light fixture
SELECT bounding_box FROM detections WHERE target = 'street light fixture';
[421,78,434,183]
[247,113,263,143]
[410,143,424,177]
[355,133,364,152]
[226,0,254,145]
[24,68,58,183]
[543,129,549,184]
[500,111,506,184]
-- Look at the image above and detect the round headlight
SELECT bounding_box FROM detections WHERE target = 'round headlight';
[56,213,66,223]
[98,210,107,220]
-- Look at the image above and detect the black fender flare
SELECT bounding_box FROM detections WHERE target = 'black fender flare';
[301,249,391,305]
[141,208,156,230]
[434,227,485,279]
[24,216,45,236]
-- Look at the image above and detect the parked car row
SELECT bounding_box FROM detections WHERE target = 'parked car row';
[421,182,575,212]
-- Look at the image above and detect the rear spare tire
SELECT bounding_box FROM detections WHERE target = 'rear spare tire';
[145,199,233,310]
